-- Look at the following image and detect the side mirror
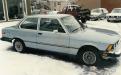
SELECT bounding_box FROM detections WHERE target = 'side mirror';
[53,30,58,33]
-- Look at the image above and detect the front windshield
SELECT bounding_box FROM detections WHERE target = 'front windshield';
[111,9,121,13]
[60,16,81,33]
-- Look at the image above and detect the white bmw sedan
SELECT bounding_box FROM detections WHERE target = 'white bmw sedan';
[1,14,121,65]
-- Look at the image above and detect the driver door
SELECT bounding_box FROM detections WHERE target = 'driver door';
[37,18,69,53]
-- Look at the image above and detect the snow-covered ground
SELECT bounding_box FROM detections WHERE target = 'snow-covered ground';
[0,20,121,75]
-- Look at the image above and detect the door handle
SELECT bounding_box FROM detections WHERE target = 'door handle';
[38,33,42,35]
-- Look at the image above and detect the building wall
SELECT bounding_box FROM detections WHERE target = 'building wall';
[0,0,4,20]
[49,1,68,11]
[101,0,121,12]
[0,0,26,22]
[76,0,101,9]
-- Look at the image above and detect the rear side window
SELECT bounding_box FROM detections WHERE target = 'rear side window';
[20,18,38,30]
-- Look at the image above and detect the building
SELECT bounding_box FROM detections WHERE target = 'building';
[76,0,101,9]
[0,0,30,22]
[0,0,69,22]
[76,0,121,12]
[30,0,68,12]
[1,0,121,22]
[48,0,68,11]
[101,0,121,12]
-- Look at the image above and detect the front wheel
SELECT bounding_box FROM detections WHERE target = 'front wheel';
[82,51,97,65]
[77,47,100,66]
[81,19,86,23]
[107,19,111,22]
[13,39,25,52]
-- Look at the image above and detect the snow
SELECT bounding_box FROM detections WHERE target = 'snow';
[0,50,83,75]
[0,20,121,75]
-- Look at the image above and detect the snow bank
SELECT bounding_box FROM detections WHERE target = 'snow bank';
[0,45,116,75]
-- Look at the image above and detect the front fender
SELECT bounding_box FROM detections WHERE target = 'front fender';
[70,39,109,52]
[81,42,108,51]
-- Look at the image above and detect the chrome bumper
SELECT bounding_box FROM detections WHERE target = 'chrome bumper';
[102,50,121,59]
[109,50,121,56]
[102,42,121,59]
[108,17,121,21]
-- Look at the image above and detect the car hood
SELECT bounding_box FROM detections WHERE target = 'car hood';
[107,13,121,16]
[71,28,120,44]
[91,13,101,16]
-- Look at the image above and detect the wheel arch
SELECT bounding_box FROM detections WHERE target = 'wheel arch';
[12,37,25,45]
[12,37,26,52]
[77,45,99,55]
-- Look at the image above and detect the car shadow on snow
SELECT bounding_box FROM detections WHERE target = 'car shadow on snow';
[7,46,119,69]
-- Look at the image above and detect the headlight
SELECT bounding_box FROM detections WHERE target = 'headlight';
[106,44,113,52]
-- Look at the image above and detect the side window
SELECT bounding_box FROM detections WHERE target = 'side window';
[40,18,65,33]
[20,18,38,30]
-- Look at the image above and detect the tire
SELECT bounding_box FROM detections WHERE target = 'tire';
[100,18,104,20]
[77,47,100,66]
[97,17,100,20]
[13,39,25,52]
[107,19,111,22]
[93,18,98,21]
[81,19,86,23]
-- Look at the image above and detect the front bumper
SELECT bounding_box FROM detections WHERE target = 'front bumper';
[101,51,121,59]
[1,37,12,42]
[107,50,121,57]
[102,45,121,59]
[107,17,121,21]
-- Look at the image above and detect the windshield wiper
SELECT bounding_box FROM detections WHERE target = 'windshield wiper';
[77,20,87,29]
[72,27,80,32]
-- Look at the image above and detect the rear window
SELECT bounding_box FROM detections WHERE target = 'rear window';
[20,18,38,30]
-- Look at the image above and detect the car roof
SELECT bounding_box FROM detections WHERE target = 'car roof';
[67,4,79,6]
[113,8,121,10]
[98,8,107,9]
[27,14,71,18]
[92,8,107,10]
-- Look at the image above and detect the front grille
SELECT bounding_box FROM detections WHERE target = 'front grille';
[114,16,117,18]
[109,16,121,18]
[113,40,120,50]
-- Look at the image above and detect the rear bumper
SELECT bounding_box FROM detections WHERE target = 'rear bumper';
[1,37,12,42]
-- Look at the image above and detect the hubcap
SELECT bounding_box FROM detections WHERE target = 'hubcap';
[83,51,96,65]
[15,41,23,52]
